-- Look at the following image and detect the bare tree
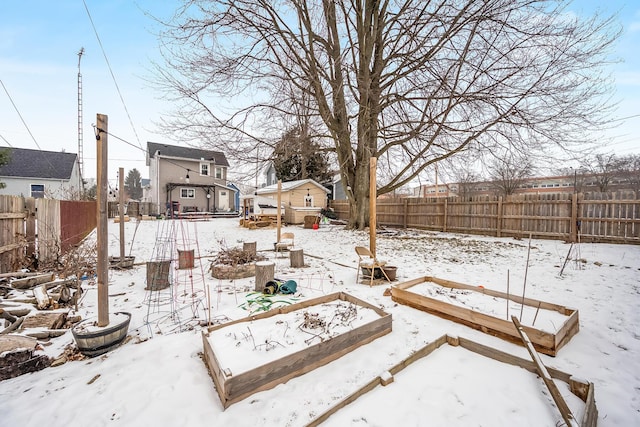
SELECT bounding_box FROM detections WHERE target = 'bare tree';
[619,154,640,194]
[488,155,534,196]
[581,153,626,192]
[154,1,619,229]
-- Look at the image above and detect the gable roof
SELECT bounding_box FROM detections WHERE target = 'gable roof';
[256,178,330,194]
[146,142,229,167]
[0,147,77,180]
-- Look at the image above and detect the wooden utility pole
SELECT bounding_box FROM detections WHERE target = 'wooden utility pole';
[119,167,125,264]
[96,114,109,327]
[369,157,377,257]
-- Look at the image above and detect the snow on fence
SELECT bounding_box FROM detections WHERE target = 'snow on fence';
[331,191,640,244]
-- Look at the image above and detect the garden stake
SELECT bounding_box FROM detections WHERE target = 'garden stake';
[506,269,510,321]
[532,301,541,326]
[520,233,532,322]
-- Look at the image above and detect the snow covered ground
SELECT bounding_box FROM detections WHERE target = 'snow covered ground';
[1,217,638,426]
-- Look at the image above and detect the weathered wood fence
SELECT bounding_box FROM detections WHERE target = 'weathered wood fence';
[107,201,157,218]
[331,192,640,244]
[0,195,96,272]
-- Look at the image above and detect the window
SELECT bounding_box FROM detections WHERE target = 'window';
[31,184,45,198]
[180,188,195,199]
[304,195,313,207]
[215,167,222,179]
[200,163,209,176]
[220,191,227,196]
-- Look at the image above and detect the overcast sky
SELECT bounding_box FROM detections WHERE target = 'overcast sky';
[1,1,638,185]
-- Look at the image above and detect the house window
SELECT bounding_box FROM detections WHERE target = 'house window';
[31,184,45,198]
[304,195,313,207]
[200,162,209,176]
[215,167,222,179]
[220,191,227,196]
[180,188,195,199]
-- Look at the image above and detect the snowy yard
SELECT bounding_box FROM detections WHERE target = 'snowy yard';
[0,217,638,426]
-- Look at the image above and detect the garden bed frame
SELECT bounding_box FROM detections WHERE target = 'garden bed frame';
[307,334,597,427]
[391,276,579,356]
[202,292,392,409]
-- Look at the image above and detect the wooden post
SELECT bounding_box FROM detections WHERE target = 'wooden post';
[442,198,448,232]
[570,192,578,243]
[118,167,125,265]
[290,248,304,268]
[96,113,109,327]
[512,316,579,427]
[243,241,257,257]
[496,196,503,237]
[276,180,282,243]
[402,198,408,229]
[255,261,274,292]
[369,157,377,257]
[24,197,36,256]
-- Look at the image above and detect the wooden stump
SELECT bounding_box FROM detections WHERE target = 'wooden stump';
[243,241,257,257]
[290,248,305,268]
[255,261,274,292]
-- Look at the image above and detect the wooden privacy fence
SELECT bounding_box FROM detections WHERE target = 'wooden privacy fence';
[107,201,157,218]
[0,195,97,272]
[331,192,640,244]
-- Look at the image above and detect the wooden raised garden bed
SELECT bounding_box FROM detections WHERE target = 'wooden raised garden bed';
[391,276,579,356]
[202,292,392,409]
[308,334,597,427]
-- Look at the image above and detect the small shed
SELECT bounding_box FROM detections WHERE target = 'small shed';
[255,179,330,224]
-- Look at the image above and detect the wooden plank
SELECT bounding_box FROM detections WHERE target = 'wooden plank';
[201,331,228,406]
[10,273,56,290]
[511,316,579,427]
[0,212,26,220]
[392,286,555,351]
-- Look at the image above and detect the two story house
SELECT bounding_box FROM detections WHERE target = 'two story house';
[146,142,237,216]
[0,147,82,199]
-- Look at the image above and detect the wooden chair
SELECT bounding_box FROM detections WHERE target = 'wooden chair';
[355,246,389,286]
[275,232,295,256]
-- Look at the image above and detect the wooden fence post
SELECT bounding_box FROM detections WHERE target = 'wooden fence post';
[24,197,36,257]
[497,196,503,237]
[403,198,408,229]
[570,192,578,243]
[443,198,448,232]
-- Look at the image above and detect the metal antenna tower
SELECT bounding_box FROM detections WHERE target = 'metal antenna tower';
[77,47,85,192]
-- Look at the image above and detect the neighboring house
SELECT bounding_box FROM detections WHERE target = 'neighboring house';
[252,178,330,224]
[146,142,237,215]
[332,173,347,200]
[0,147,81,199]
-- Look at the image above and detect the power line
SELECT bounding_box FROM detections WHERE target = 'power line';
[1,79,59,173]
[0,79,42,150]
[0,133,14,147]
[82,0,145,152]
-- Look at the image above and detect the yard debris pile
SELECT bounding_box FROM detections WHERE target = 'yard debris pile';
[0,270,87,380]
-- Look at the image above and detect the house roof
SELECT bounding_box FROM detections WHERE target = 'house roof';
[147,142,229,167]
[256,178,330,194]
[0,147,77,180]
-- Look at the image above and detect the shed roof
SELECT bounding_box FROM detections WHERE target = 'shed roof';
[256,178,330,194]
